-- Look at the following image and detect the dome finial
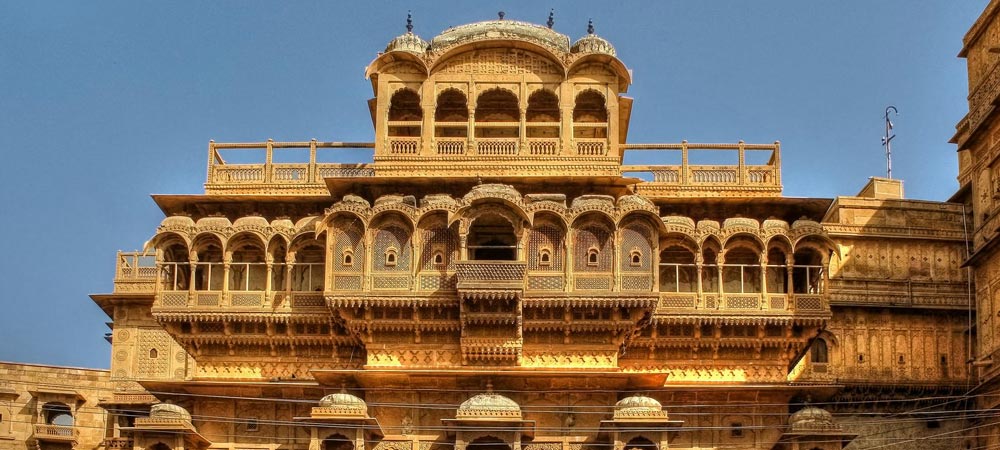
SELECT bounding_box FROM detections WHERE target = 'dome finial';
[587,19,594,35]
[406,11,413,33]
[498,11,505,20]
[547,9,555,29]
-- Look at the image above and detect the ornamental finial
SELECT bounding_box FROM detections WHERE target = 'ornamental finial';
[547,9,555,29]
[406,11,413,33]
[498,11,505,20]
[587,19,594,34]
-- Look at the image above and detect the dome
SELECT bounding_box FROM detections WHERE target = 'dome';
[788,405,838,432]
[319,391,367,412]
[429,17,571,55]
[385,13,429,55]
[571,20,616,56]
[386,32,428,54]
[149,403,191,421]
[613,395,668,419]
[456,392,522,420]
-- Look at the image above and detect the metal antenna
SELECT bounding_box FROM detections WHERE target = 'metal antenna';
[881,106,898,179]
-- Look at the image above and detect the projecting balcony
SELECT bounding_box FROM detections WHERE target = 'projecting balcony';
[455,261,527,292]
[622,141,782,198]
[113,251,158,294]
[33,424,78,443]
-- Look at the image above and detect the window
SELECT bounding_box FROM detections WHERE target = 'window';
[858,353,865,363]
[629,250,642,267]
[898,354,906,365]
[730,422,744,437]
[149,348,158,359]
[385,248,398,266]
[810,339,828,364]
[587,248,599,266]
[433,252,444,266]
[246,417,259,432]
[539,249,552,266]
[342,250,353,266]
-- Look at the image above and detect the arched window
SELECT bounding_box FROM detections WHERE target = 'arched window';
[385,248,398,266]
[388,88,421,138]
[811,339,829,364]
[433,252,444,266]
[722,246,761,294]
[149,348,158,359]
[42,403,73,427]
[475,89,519,140]
[539,249,552,266]
[322,434,355,450]
[630,250,642,266]
[343,250,354,266]
[526,90,559,140]
[659,245,696,293]
[573,90,608,139]
[793,247,824,294]
[435,89,469,122]
[766,247,788,293]
[469,214,517,261]
[587,248,600,266]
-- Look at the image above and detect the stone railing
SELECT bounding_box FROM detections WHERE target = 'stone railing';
[475,138,519,155]
[436,137,467,155]
[114,251,158,294]
[622,141,782,198]
[455,261,526,290]
[387,136,420,154]
[154,291,328,311]
[33,424,78,442]
[575,138,607,156]
[655,292,827,315]
[527,137,560,155]
[206,140,374,194]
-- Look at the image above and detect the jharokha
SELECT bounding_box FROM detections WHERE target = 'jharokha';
[11,7,1000,450]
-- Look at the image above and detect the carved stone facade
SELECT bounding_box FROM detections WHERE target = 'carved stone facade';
[1,8,995,450]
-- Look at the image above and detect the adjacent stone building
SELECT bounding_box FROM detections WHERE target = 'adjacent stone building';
[5,4,1000,450]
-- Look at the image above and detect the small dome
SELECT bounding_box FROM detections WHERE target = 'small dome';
[614,395,668,419]
[456,392,521,420]
[319,391,367,410]
[571,21,616,56]
[149,403,191,421]
[386,13,428,54]
[386,32,429,54]
[788,405,837,432]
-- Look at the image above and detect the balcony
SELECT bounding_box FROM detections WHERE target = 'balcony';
[114,251,158,294]
[205,140,374,195]
[154,291,326,311]
[622,141,782,198]
[455,261,526,292]
[33,424,78,443]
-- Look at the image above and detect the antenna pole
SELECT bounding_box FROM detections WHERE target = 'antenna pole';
[882,106,898,179]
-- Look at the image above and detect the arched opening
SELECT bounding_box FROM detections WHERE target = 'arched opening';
[372,220,412,272]
[43,403,73,426]
[574,219,613,272]
[475,89,519,140]
[388,88,422,137]
[722,246,761,293]
[192,236,224,291]
[793,247,824,294]
[528,219,565,272]
[624,437,657,450]
[526,90,559,141]
[229,235,266,291]
[659,245,696,293]
[467,436,511,450]
[147,443,171,450]
[291,239,326,291]
[811,338,829,364]
[766,247,788,293]
[418,215,458,272]
[435,89,469,141]
[322,434,354,450]
[331,217,365,291]
[159,239,190,291]
[572,90,608,139]
[469,214,517,261]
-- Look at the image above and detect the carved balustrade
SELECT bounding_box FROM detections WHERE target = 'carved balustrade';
[435,137,467,155]
[33,424,78,442]
[154,291,327,310]
[622,141,782,197]
[655,292,828,315]
[455,261,527,290]
[103,438,134,450]
[114,251,158,293]
[387,136,420,154]
[474,138,520,155]
[205,140,374,194]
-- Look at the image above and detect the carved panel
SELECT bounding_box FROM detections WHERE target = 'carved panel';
[436,49,562,75]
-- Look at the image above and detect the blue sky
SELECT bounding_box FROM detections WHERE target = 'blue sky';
[0,1,988,368]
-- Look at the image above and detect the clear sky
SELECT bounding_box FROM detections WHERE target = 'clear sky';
[0,1,988,368]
